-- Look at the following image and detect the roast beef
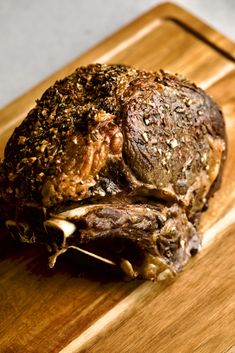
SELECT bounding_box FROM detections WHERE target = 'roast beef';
[0,64,226,280]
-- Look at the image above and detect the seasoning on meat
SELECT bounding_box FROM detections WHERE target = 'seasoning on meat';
[0,64,226,280]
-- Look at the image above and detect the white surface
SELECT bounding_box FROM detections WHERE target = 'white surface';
[0,0,234,108]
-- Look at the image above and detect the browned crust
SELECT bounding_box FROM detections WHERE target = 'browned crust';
[0,65,226,211]
[0,64,227,279]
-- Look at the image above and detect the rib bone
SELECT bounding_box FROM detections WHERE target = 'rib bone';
[44,218,76,238]
[44,217,116,267]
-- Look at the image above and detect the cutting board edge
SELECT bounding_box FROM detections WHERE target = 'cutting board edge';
[1,3,235,352]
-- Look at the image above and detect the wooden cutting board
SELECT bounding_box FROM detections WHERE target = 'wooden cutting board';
[0,3,235,352]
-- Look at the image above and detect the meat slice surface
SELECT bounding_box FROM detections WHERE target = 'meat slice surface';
[0,64,226,280]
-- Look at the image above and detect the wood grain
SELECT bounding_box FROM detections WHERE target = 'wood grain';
[0,3,235,352]
[79,227,235,353]
[199,69,235,232]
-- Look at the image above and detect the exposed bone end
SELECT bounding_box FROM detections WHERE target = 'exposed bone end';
[44,217,117,267]
[44,218,117,268]
[120,259,138,279]
[44,218,76,238]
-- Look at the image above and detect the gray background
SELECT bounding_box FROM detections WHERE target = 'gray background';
[0,0,234,108]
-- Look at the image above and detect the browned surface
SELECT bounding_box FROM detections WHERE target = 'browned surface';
[0,3,235,352]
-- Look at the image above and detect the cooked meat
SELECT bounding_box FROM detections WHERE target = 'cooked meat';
[0,64,226,280]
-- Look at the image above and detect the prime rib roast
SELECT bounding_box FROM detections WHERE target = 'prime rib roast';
[0,64,226,280]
